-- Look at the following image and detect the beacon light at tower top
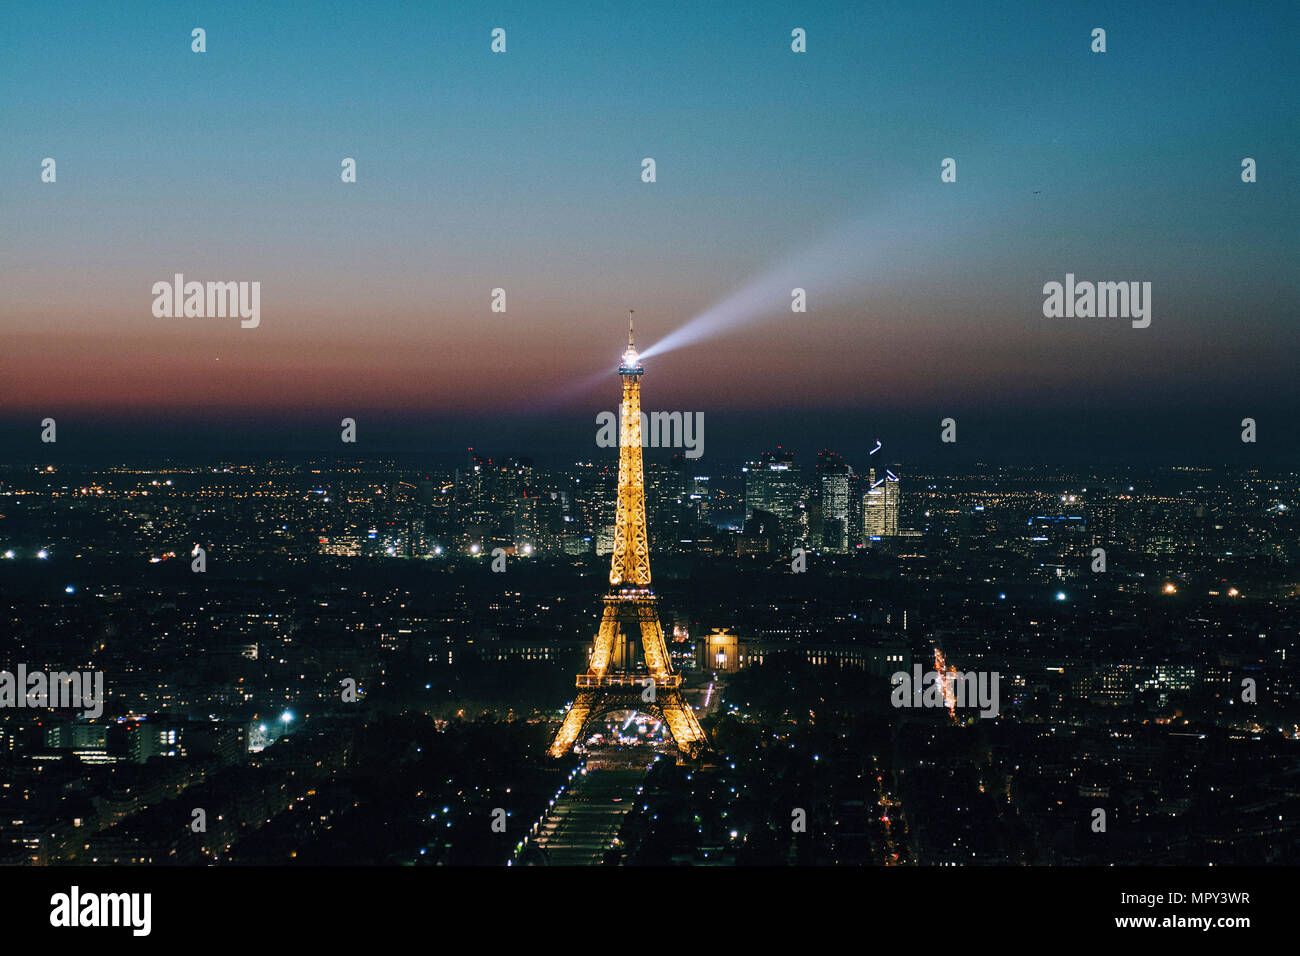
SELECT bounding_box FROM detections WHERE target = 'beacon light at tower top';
[619,310,643,374]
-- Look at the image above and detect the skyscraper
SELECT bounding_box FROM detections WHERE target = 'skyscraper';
[744,449,804,544]
[818,450,852,552]
[863,467,900,539]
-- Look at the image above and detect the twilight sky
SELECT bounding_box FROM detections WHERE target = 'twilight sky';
[2,0,1297,464]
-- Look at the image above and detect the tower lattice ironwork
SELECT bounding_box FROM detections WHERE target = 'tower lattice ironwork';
[548,315,709,759]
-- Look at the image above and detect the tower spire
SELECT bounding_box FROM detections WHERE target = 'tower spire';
[620,310,642,373]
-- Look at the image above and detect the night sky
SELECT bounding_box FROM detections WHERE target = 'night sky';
[3,1,1296,465]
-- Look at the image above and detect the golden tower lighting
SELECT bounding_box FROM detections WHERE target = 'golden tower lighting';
[548,314,709,759]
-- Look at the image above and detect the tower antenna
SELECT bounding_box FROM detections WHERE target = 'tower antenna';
[627,309,635,347]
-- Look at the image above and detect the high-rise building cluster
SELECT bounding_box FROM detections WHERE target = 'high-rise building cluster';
[743,447,902,553]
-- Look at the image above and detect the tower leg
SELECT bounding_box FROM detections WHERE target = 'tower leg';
[588,603,620,677]
[657,690,707,758]
[548,690,596,758]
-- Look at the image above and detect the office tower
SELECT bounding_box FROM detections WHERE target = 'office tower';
[1085,485,1115,549]
[864,467,900,539]
[743,449,803,542]
[512,491,538,554]
[818,451,851,552]
[645,461,683,551]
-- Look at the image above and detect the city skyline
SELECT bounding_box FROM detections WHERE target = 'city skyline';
[3,446,1295,867]
[1,324,1295,877]
[2,3,1295,932]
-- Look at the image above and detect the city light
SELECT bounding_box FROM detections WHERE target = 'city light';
[0,0,1291,901]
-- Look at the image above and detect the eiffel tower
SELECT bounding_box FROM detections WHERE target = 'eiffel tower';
[548,315,709,759]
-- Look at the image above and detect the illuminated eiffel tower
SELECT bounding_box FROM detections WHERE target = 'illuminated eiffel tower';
[548,315,709,759]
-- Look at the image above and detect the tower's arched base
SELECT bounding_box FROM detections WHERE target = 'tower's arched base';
[548,687,707,760]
